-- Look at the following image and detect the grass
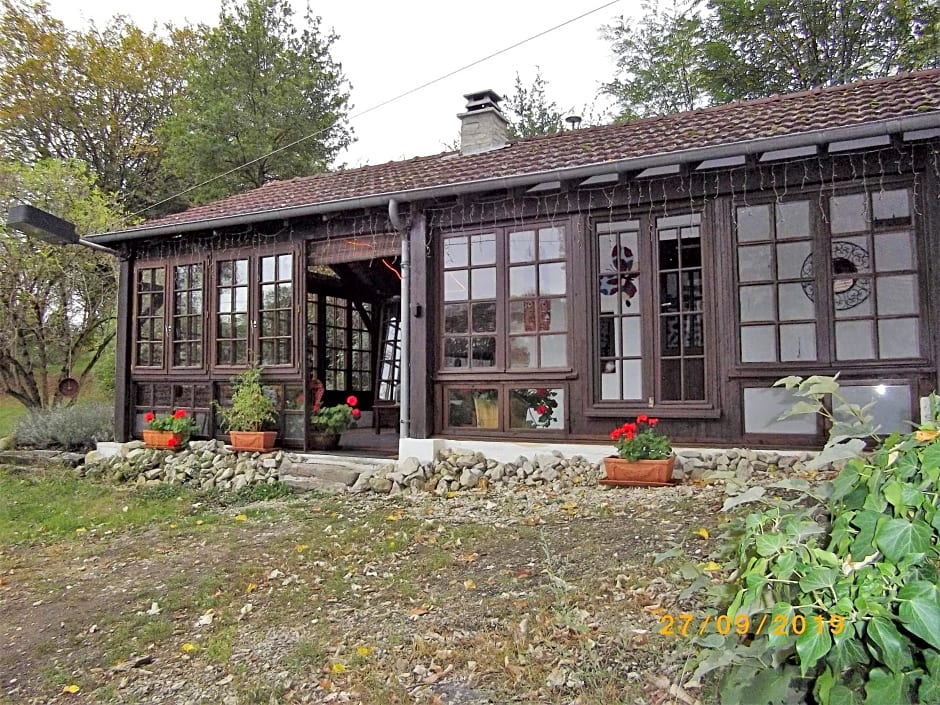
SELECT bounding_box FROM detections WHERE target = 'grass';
[0,394,25,437]
[0,468,217,546]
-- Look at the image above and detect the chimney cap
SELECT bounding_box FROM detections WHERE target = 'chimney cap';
[463,89,503,111]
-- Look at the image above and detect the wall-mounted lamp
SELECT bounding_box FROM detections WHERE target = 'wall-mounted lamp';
[6,204,119,255]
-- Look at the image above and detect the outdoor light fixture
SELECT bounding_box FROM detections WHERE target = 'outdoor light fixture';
[6,204,118,255]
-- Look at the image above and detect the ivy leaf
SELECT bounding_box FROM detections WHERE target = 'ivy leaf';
[897,581,940,650]
[755,533,788,557]
[795,625,832,676]
[799,567,838,593]
[874,518,932,563]
[920,441,940,474]
[830,465,861,503]
[721,485,766,511]
[829,684,861,705]
[920,650,940,703]
[863,668,907,705]
[866,617,913,673]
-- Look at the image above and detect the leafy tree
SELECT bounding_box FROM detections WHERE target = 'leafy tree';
[161,0,353,203]
[0,159,123,409]
[0,0,194,212]
[604,0,940,118]
[702,0,940,102]
[603,1,709,119]
[505,70,566,138]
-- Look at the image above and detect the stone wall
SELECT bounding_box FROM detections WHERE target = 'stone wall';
[74,443,826,496]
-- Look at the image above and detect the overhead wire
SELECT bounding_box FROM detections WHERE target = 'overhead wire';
[130,0,622,219]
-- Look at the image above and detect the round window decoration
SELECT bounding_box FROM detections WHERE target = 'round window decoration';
[800,241,871,310]
[58,377,80,398]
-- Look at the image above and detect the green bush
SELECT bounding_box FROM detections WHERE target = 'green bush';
[14,403,113,451]
[692,378,939,704]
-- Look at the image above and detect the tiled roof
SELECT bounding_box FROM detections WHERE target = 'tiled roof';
[111,69,940,236]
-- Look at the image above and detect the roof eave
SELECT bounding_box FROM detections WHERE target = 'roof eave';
[88,110,940,245]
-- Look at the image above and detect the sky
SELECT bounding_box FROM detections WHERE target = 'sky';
[46,0,637,168]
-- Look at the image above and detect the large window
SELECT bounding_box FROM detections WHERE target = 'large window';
[734,187,921,365]
[214,251,296,368]
[594,212,707,407]
[441,224,568,371]
[134,260,206,370]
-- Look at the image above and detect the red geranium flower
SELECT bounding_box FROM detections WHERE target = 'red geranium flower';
[536,404,549,415]
[637,414,648,424]
[144,411,155,423]
[173,409,187,419]
[166,436,179,448]
[352,408,361,420]
[649,418,659,426]
[346,395,358,407]
[536,388,548,396]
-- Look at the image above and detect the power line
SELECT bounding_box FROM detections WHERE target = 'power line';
[132,0,621,219]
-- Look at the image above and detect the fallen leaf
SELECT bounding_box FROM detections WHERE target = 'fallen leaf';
[146,602,161,616]
[181,643,198,653]
[318,678,333,691]
[701,561,722,572]
[238,604,253,620]
[235,514,248,522]
[408,605,431,620]
[74,528,87,534]
[196,610,215,627]
[455,552,479,564]
[356,646,372,657]
[463,579,477,591]
[245,582,258,594]
[386,508,406,521]
[330,662,346,673]
[693,528,710,540]
[915,429,939,442]
[296,544,308,553]
[62,684,80,694]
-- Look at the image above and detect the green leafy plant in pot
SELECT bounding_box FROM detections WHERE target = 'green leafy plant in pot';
[215,365,279,452]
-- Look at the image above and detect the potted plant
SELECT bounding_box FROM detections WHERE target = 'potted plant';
[309,393,361,450]
[602,415,675,486]
[215,366,279,452]
[143,409,197,450]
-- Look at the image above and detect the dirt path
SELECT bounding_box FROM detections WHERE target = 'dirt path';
[1,481,732,704]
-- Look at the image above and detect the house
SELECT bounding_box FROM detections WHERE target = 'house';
[88,70,940,461]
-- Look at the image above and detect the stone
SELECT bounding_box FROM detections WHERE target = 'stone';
[232,475,247,492]
[460,467,483,489]
[540,467,559,482]
[84,449,102,465]
[262,458,278,469]
[0,436,15,451]
[399,456,422,476]
[369,476,393,494]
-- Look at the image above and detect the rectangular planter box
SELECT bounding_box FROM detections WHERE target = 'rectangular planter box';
[142,430,183,450]
[601,455,676,486]
[228,431,278,452]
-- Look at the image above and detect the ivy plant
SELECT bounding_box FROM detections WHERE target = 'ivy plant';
[690,377,939,704]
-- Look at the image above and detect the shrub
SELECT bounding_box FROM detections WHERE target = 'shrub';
[690,377,940,704]
[14,403,113,451]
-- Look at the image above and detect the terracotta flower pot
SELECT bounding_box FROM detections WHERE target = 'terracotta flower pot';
[601,455,676,486]
[142,429,184,450]
[228,431,278,452]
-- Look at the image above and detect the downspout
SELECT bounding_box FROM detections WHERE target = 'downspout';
[388,198,410,440]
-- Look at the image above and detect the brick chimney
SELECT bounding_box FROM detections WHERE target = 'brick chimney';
[458,90,509,155]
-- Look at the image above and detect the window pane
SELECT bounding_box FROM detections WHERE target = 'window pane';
[443,338,468,367]
[876,275,917,315]
[544,298,567,332]
[261,256,276,282]
[622,359,642,399]
[509,336,537,368]
[839,385,911,434]
[741,325,776,362]
[740,285,774,322]
[776,241,812,279]
[509,265,536,297]
[509,230,535,262]
[832,237,871,275]
[736,205,770,242]
[658,233,679,269]
[830,193,868,233]
[776,201,810,239]
[538,226,565,259]
[471,302,497,333]
[835,320,874,360]
[598,233,618,274]
[470,233,496,265]
[443,239,468,268]
[871,189,910,222]
[780,323,816,361]
[743,388,817,434]
[471,267,496,298]
[447,389,499,428]
[444,271,468,301]
[778,283,815,320]
[874,231,914,271]
[510,388,564,430]
[471,337,495,367]
[621,316,641,356]
[738,245,773,282]
[601,359,620,400]
[539,262,566,295]
[234,259,248,284]
[540,334,567,367]
[599,317,616,357]
[444,304,468,334]
[878,318,919,358]
[278,254,292,278]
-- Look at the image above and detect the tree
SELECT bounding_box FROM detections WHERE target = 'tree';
[603,0,940,118]
[161,0,353,203]
[505,70,566,138]
[702,0,940,103]
[603,1,709,120]
[0,159,123,409]
[0,0,195,212]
